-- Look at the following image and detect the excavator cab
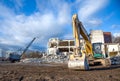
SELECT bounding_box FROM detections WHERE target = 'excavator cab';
[92,43,104,58]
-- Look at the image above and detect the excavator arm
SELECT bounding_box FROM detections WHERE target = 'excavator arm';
[79,20,93,56]
[68,14,92,70]
[72,14,93,55]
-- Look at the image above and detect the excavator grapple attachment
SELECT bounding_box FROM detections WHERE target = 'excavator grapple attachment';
[68,54,89,70]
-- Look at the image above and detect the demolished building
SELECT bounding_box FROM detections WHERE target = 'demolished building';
[47,38,86,55]
[47,30,120,58]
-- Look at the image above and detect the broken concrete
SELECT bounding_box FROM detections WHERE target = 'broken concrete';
[20,54,69,64]
[110,54,120,65]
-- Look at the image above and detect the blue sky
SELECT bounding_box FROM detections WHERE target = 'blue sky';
[0,0,120,51]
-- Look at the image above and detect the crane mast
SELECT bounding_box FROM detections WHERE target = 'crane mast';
[21,37,36,59]
[22,37,36,55]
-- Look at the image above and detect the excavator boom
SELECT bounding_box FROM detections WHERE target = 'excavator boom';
[68,14,92,70]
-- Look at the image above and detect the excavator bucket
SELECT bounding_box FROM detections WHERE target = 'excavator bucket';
[68,54,89,70]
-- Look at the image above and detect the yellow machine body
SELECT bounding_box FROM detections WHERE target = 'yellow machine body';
[68,14,93,70]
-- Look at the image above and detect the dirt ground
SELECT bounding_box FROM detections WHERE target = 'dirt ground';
[0,62,120,81]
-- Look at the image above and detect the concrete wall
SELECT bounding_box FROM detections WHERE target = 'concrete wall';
[90,30,104,43]
[101,43,120,58]
[107,43,119,52]
[107,43,120,57]
[47,38,75,55]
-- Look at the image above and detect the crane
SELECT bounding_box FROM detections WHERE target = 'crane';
[21,37,36,59]
[9,37,36,62]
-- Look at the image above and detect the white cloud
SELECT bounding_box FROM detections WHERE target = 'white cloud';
[78,0,108,21]
[0,1,71,49]
[111,24,120,37]
[0,0,110,50]
[63,33,74,40]
[0,12,69,46]
[113,33,120,37]
[77,0,108,28]
[105,12,114,20]
[75,0,82,3]
[111,24,120,29]
[0,3,14,18]
[13,0,24,10]
[88,19,102,26]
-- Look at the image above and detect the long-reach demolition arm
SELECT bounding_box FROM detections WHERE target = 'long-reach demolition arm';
[21,37,36,59]
[68,14,92,70]
[9,37,36,62]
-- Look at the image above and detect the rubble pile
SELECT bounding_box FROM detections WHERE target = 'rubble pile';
[42,54,69,63]
[20,53,120,65]
[20,58,42,63]
[110,54,120,65]
[20,54,69,64]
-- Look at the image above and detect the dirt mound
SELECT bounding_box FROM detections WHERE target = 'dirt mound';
[0,63,120,81]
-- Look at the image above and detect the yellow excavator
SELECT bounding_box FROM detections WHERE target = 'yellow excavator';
[68,14,111,70]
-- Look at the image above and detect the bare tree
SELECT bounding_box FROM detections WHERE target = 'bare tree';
[113,36,120,43]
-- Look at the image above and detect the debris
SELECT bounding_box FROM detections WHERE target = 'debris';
[20,58,42,63]
[20,54,69,64]
[20,53,120,65]
[110,54,120,65]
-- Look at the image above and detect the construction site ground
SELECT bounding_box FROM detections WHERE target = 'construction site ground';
[0,62,120,81]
